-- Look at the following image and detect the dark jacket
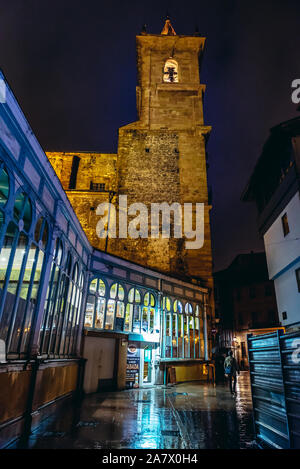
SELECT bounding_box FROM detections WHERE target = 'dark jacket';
[224,356,239,376]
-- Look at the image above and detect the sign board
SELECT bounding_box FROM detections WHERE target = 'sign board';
[126,342,140,389]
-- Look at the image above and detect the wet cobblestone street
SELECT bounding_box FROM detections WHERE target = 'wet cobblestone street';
[22,372,255,449]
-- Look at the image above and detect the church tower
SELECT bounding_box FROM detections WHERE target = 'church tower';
[114,19,213,292]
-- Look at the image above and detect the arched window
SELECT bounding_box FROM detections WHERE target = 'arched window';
[142,292,156,334]
[84,278,106,329]
[126,287,141,333]
[163,58,179,83]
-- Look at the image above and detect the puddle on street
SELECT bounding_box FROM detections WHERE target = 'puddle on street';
[16,372,255,449]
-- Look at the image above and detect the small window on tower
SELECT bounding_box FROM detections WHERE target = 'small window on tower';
[163,59,179,83]
[90,182,106,192]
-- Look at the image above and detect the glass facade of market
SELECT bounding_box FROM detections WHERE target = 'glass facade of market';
[0,156,86,359]
[83,275,208,360]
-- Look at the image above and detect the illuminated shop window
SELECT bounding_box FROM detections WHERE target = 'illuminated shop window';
[0,163,9,231]
[40,239,64,354]
[106,282,125,331]
[0,199,52,358]
[142,292,156,334]
[172,300,183,358]
[126,287,141,333]
[42,247,83,358]
[84,278,106,330]
[184,303,193,358]
[163,297,172,358]
[174,300,183,358]
[163,59,179,83]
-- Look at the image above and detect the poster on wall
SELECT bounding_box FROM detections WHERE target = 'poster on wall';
[126,343,140,389]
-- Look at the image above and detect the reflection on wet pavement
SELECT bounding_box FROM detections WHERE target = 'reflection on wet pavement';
[23,372,255,449]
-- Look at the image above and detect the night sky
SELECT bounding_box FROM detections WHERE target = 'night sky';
[1,0,300,271]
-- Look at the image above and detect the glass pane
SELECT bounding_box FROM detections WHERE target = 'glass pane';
[98,279,105,296]
[41,264,59,354]
[90,278,97,293]
[42,220,48,248]
[195,317,200,358]
[135,289,141,303]
[185,303,193,314]
[110,283,117,299]
[115,301,125,331]
[23,197,32,232]
[132,305,141,333]
[125,304,133,332]
[189,316,195,358]
[178,315,184,358]
[8,241,34,352]
[85,295,95,328]
[128,288,134,303]
[172,313,178,358]
[142,307,148,333]
[34,217,43,243]
[66,253,72,276]
[184,316,189,358]
[150,294,155,307]
[174,300,183,313]
[13,192,25,222]
[116,301,125,318]
[56,276,71,355]
[0,167,9,206]
[56,240,63,265]
[118,284,124,301]
[95,297,105,329]
[72,263,78,283]
[164,297,171,311]
[144,292,149,306]
[105,299,115,330]
[0,209,4,231]
[0,222,17,291]
[7,233,28,296]
[20,250,44,354]
[149,308,155,333]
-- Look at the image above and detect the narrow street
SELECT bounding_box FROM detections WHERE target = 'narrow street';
[19,372,255,450]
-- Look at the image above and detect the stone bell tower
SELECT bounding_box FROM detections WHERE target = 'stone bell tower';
[113,18,214,292]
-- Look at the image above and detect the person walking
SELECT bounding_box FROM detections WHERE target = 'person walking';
[224,350,239,395]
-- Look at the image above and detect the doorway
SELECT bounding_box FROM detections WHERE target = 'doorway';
[140,345,153,386]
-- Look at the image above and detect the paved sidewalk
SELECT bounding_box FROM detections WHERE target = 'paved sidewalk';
[24,371,254,449]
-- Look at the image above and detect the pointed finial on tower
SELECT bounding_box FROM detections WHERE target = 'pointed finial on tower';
[161,14,176,36]
[141,23,147,35]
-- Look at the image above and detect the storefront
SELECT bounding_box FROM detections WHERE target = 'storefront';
[82,250,211,389]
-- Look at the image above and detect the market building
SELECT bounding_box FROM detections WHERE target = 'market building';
[0,19,214,447]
